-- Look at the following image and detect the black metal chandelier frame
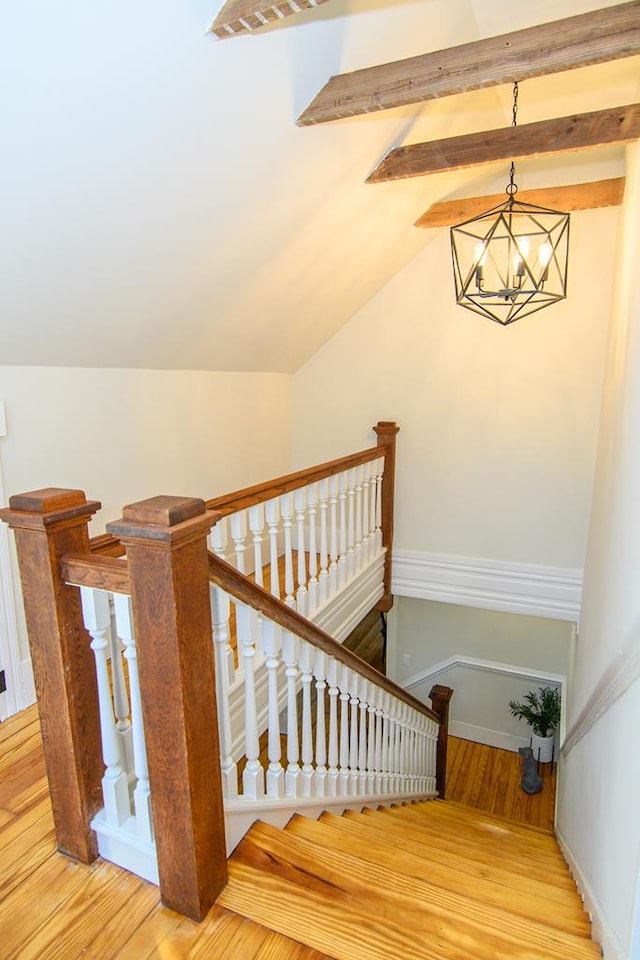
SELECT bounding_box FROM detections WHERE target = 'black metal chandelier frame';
[450,83,571,326]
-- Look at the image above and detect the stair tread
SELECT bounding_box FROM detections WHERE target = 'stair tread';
[317,811,580,904]
[440,799,556,836]
[221,828,600,960]
[346,809,573,882]
[380,804,566,864]
[242,820,594,957]
[286,814,590,936]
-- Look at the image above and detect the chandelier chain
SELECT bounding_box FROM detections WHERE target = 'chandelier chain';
[507,81,519,200]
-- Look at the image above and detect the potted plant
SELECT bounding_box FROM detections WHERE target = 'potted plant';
[508,686,561,763]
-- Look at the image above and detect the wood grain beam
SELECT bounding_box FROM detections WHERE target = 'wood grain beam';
[297,1,640,125]
[416,178,626,227]
[210,0,330,39]
[367,104,640,183]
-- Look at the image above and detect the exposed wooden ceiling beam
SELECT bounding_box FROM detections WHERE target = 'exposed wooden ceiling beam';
[366,104,640,183]
[210,0,330,39]
[415,178,626,227]
[297,1,640,125]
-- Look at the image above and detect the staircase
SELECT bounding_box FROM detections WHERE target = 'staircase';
[217,799,599,959]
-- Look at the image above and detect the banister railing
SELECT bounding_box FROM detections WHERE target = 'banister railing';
[208,551,439,724]
[0,423,451,924]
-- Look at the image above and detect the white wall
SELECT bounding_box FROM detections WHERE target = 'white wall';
[391,597,570,750]
[557,145,640,960]
[0,365,292,708]
[292,207,617,571]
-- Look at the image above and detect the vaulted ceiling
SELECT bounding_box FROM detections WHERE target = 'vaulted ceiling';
[2,0,639,373]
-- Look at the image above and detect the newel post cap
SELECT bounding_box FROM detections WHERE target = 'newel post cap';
[0,487,101,530]
[106,495,220,546]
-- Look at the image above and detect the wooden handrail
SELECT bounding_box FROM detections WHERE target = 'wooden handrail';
[207,551,439,724]
[62,553,130,594]
[205,445,384,517]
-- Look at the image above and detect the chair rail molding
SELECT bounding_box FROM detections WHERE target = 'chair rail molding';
[392,549,582,622]
[402,654,566,754]
[561,629,640,757]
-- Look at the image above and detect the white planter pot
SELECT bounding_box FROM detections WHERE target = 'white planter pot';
[531,733,554,763]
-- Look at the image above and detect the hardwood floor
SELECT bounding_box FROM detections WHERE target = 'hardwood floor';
[446,735,557,831]
[1,701,562,957]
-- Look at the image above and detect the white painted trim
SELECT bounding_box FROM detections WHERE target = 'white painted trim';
[223,787,438,854]
[0,424,32,718]
[449,720,531,754]
[402,654,565,692]
[401,656,565,755]
[556,826,625,960]
[392,549,582,622]
[561,633,640,757]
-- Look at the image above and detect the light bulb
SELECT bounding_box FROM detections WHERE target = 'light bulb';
[538,240,553,268]
[513,236,530,279]
[474,241,487,287]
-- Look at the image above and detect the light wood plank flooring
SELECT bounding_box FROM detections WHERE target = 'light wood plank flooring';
[446,735,557,831]
[0,701,574,958]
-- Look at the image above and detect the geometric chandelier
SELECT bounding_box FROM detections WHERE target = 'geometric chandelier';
[450,83,570,326]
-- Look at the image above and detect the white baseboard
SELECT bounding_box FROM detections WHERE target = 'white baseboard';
[392,550,582,622]
[449,720,530,754]
[556,826,625,960]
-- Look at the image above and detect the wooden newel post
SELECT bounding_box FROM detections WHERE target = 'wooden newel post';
[373,421,400,612]
[429,684,454,798]
[107,496,226,922]
[0,488,103,862]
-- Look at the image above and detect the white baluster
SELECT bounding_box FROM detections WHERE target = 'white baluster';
[107,602,133,778]
[237,603,264,799]
[294,488,308,616]
[388,703,399,794]
[210,517,229,561]
[354,464,364,573]
[367,687,377,796]
[261,618,284,799]
[299,640,314,797]
[346,467,356,581]
[113,594,153,842]
[81,587,130,827]
[282,630,300,797]
[374,689,384,793]
[338,664,351,796]
[211,583,235,683]
[358,680,368,796]
[210,585,238,797]
[265,498,281,599]
[317,478,329,605]
[374,458,384,552]
[362,461,372,564]
[326,656,339,797]
[349,673,360,796]
[369,463,378,558]
[399,704,409,793]
[381,693,390,794]
[249,504,265,587]
[338,471,348,588]
[230,511,248,574]
[314,650,327,797]
[328,475,339,599]
[280,493,295,607]
[307,483,318,615]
